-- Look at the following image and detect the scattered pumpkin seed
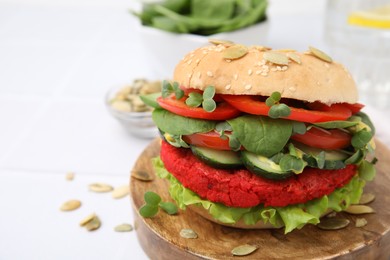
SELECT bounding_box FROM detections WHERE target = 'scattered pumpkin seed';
[263,51,289,65]
[85,216,101,231]
[231,244,258,256]
[208,39,234,46]
[112,185,129,199]
[89,183,113,193]
[355,218,368,228]
[287,53,302,64]
[80,213,97,227]
[60,199,81,211]
[180,228,198,239]
[131,170,154,181]
[223,44,248,60]
[344,205,375,215]
[65,171,74,181]
[326,211,337,218]
[358,193,376,205]
[317,218,350,230]
[114,223,133,232]
[308,46,333,63]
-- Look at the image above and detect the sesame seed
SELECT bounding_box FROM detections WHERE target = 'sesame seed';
[226,59,232,63]
[276,66,282,71]
[324,63,330,68]
[248,69,253,75]
[233,74,238,80]
[187,59,192,65]
[261,72,268,76]
[190,53,195,57]
[195,59,200,64]
[245,84,252,90]
[207,71,213,77]
[187,73,191,78]
[225,84,231,90]
[282,66,288,71]
[203,50,208,54]
[289,86,296,92]
[256,70,262,75]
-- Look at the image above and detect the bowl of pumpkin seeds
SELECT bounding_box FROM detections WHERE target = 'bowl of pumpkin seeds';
[106,79,161,138]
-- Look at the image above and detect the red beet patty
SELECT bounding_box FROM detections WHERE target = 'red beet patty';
[160,141,358,208]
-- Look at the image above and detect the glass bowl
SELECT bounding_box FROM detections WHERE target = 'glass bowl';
[105,85,158,139]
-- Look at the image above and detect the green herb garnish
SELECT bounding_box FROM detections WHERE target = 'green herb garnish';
[162,80,184,99]
[265,91,291,119]
[139,191,178,218]
[185,86,217,112]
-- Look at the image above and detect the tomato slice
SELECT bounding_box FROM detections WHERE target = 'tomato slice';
[291,127,351,149]
[222,95,352,123]
[182,131,232,150]
[157,95,241,120]
[342,103,364,114]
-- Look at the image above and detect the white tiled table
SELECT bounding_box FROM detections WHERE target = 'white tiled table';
[0,1,389,259]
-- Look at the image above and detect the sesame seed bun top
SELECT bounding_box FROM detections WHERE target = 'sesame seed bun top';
[173,43,358,105]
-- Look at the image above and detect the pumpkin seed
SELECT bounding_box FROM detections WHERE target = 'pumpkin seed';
[114,223,133,232]
[80,213,96,226]
[85,216,101,231]
[180,228,198,239]
[223,45,248,60]
[287,53,302,64]
[60,199,81,211]
[252,45,271,52]
[308,46,333,63]
[208,39,234,46]
[326,211,337,218]
[112,185,129,199]
[89,183,113,193]
[317,218,350,230]
[131,170,154,181]
[263,52,289,65]
[65,171,74,181]
[344,205,375,215]
[358,193,375,205]
[231,244,258,256]
[355,218,368,228]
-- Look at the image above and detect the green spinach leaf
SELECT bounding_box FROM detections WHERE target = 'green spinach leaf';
[152,109,216,135]
[228,115,292,157]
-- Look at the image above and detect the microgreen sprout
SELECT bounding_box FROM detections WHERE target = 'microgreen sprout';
[185,86,217,112]
[265,91,291,119]
[215,122,241,151]
[139,191,178,218]
[162,80,184,99]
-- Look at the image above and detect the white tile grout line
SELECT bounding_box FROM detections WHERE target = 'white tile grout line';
[0,19,113,167]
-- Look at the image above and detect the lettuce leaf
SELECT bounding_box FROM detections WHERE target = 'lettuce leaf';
[153,157,366,234]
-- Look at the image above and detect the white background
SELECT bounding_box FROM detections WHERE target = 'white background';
[0,0,389,259]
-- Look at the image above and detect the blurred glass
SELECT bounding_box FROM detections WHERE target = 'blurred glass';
[325,0,390,108]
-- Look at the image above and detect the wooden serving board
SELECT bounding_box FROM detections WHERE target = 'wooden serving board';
[130,138,390,260]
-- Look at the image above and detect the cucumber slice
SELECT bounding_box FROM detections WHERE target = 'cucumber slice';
[191,146,242,169]
[241,151,293,180]
[294,142,349,169]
